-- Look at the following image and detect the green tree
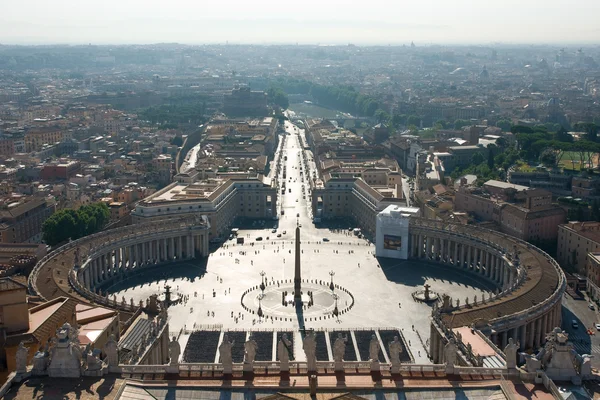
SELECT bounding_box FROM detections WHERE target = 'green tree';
[407,115,420,127]
[574,122,599,142]
[391,114,407,128]
[267,86,289,109]
[170,136,183,146]
[42,202,110,246]
[454,119,471,130]
[374,109,390,124]
[496,120,512,132]
[471,152,485,165]
[487,147,495,169]
[539,149,557,167]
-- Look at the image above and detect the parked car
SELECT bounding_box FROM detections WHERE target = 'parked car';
[255,237,263,241]
[595,323,600,331]
[590,303,595,310]
[572,320,579,329]
[271,229,277,233]
[323,238,330,242]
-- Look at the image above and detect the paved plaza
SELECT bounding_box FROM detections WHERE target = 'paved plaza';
[105,122,495,364]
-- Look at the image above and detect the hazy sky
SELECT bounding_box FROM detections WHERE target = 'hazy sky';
[1,0,599,45]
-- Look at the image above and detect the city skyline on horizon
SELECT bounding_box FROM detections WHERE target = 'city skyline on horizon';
[1,0,599,46]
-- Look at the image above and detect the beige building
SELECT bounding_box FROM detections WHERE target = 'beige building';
[455,181,565,243]
[312,171,405,237]
[557,221,600,272]
[0,198,56,243]
[24,127,65,152]
[132,175,277,238]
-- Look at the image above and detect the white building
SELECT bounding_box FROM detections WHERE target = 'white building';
[375,205,420,259]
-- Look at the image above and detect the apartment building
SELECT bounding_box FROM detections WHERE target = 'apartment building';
[0,198,56,243]
[132,175,277,238]
[455,180,565,242]
[312,171,405,237]
[24,126,65,152]
[557,221,600,272]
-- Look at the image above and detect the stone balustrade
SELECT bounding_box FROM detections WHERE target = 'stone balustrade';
[411,217,565,355]
[29,216,211,305]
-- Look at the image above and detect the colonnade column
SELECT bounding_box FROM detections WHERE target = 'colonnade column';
[426,237,432,259]
[520,324,527,350]
[454,242,459,265]
[115,248,121,272]
[177,237,183,259]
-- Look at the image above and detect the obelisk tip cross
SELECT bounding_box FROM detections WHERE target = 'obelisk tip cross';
[294,224,302,301]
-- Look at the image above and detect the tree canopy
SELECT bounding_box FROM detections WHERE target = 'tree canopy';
[267,86,289,109]
[42,203,110,246]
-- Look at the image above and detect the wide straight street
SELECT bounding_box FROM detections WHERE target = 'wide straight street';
[108,121,493,364]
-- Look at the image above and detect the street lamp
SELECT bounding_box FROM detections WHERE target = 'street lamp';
[329,270,335,291]
[332,293,339,317]
[259,270,266,295]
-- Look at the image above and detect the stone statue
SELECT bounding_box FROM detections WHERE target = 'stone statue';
[86,348,102,371]
[244,335,258,364]
[333,333,347,362]
[303,330,317,372]
[444,338,458,374]
[73,247,81,267]
[456,298,460,307]
[522,353,542,372]
[15,341,28,374]
[278,334,292,371]
[168,336,181,365]
[388,336,403,364]
[504,338,519,369]
[48,322,82,378]
[369,335,380,362]
[219,334,234,373]
[32,345,49,375]
[103,335,118,367]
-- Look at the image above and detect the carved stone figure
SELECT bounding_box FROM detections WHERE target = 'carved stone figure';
[388,336,403,364]
[169,336,181,365]
[278,334,292,371]
[86,348,102,371]
[103,335,118,367]
[15,341,28,374]
[504,338,519,369]
[523,353,542,372]
[48,322,82,378]
[333,333,347,362]
[244,335,258,364]
[303,330,317,372]
[369,335,380,362]
[32,345,49,375]
[444,338,458,374]
[219,334,234,373]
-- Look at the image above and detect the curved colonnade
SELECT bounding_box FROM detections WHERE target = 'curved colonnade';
[29,216,210,311]
[409,218,566,361]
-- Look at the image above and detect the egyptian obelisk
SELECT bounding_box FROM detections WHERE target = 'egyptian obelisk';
[294,224,302,302]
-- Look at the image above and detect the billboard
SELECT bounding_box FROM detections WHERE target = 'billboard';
[383,234,402,250]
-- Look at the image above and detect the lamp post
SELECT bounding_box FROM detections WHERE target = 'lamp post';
[259,270,266,298]
[329,270,335,291]
[332,293,339,317]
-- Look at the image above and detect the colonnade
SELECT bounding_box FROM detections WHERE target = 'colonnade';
[412,221,565,359]
[409,233,516,289]
[78,232,209,290]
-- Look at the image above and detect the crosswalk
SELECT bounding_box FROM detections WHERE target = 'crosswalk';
[567,333,600,355]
